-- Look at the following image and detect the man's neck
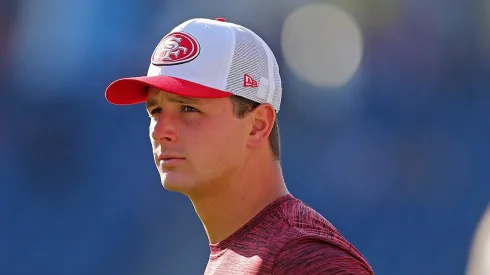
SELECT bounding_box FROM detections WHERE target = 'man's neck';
[189,161,288,244]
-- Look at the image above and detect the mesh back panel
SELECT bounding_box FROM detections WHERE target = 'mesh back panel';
[270,54,282,111]
[225,26,282,111]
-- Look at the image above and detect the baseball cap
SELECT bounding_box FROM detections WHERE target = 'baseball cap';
[105,17,282,112]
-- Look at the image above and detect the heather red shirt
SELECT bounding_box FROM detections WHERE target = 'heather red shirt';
[204,194,374,275]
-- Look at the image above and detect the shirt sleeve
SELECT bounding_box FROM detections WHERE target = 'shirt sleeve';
[272,238,374,275]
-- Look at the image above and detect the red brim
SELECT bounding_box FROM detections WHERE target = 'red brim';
[105,76,233,105]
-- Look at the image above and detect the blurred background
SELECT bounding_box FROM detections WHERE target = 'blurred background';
[1,0,489,274]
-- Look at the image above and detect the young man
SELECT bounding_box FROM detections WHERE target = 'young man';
[105,17,374,275]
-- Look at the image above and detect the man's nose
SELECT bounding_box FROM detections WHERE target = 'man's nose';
[150,112,178,143]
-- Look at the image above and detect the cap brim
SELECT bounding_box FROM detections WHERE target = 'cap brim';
[105,75,233,105]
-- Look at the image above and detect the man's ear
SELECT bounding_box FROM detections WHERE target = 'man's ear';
[247,103,276,149]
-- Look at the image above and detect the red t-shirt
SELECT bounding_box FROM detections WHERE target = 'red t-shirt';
[204,194,374,275]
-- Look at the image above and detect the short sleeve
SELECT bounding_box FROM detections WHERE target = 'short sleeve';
[272,238,374,275]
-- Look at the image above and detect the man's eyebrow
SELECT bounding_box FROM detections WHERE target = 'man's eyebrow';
[146,95,200,109]
[167,94,200,104]
[146,98,158,110]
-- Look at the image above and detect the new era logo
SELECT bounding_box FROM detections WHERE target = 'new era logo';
[243,74,258,88]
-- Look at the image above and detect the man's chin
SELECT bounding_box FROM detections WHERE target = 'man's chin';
[161,182,182,192]
[159,173,190,193]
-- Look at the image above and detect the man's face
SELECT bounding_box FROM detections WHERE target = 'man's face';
[146,88,250,196]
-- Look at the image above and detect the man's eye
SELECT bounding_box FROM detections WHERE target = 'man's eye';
[182,105,200,112]
[150,107,162,115]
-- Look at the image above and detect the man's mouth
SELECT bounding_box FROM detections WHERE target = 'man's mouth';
[157,154,185,167]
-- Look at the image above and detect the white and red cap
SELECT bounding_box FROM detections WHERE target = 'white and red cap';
[105,17,282,112]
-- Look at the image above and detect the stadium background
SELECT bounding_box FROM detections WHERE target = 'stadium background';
[1,0,489,274]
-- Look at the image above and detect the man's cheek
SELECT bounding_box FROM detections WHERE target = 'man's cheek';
[149,122,157,145]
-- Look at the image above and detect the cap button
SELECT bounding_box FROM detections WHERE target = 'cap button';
[215,18,226,22]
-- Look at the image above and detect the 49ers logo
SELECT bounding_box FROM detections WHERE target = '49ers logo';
[151,32,200,66]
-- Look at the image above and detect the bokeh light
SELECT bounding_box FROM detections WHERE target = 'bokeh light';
[467,205,490,275]
[281,3,363,87]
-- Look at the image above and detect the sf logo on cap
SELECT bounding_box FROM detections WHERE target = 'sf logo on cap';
[151,32,200,66]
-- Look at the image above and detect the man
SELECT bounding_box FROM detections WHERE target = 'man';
[105,17,374,275]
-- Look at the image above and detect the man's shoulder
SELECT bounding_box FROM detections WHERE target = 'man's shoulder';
[272,236,374,275]
[271,196,342,240]
[268,197,374,274]
[248,197,352,253]
[205,196,374,274]
[231,196,341,257]
[252,196,332,233]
